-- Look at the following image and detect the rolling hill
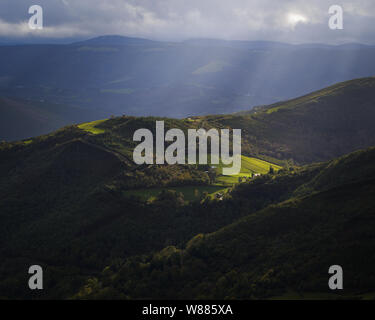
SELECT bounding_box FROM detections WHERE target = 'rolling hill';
[1,77,375,299]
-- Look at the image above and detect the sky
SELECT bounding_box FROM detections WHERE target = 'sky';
[0,0,374,44]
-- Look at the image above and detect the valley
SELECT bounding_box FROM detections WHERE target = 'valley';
[2,36,375,141]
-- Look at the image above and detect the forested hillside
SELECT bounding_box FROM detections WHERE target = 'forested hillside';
[1,78,375,299]
[74,147,375,300]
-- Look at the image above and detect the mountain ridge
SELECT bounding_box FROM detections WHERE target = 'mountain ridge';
[1,37,375,140]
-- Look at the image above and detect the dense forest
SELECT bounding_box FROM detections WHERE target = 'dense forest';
[1,77,375,299]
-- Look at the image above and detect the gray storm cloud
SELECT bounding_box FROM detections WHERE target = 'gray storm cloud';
[0,0,374,44]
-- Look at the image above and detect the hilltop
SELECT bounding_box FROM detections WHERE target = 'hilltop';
[216,77,375,163]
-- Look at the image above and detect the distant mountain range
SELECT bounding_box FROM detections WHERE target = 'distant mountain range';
[1,35,375,141]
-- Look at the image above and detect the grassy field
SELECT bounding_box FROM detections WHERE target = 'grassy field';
[215,155,282,185]
[78,119,107,134]
[123,156,282,202]
[77,121,283,198]
[124,185,230,202]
